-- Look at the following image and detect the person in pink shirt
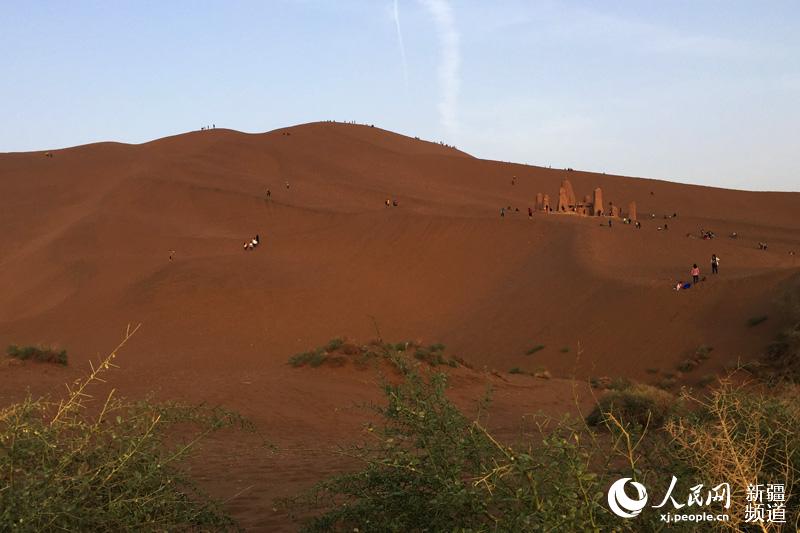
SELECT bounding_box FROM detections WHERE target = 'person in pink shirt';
[691,264,700,284]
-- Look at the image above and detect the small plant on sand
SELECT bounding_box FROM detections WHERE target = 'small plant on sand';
[657,376,678,390]
[559,346,570,353]
[677,358,699,372]
[525,344,545,355]
[747,315,768,327]
[324,337,344,352]
[7,344,67,365]
[289,339,461,369]
[0,325,250,531]
[586,383,676,428]
[289,348,327,368]
[509,367,524,375]
[695,345,713,360]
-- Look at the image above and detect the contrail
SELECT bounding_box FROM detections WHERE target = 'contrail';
[392,0,410,91]
[419,0,460,138]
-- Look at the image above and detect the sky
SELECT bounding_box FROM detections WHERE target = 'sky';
[1,1,798,191]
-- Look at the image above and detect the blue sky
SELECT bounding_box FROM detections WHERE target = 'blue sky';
[2,1,798,191]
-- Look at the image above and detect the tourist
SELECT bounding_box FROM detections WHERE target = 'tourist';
[500,207,505,218]
[608,219,612,228]
[528,207,533,219]
[266,189,271,200]
[691,264,700,284]
[711,254,719,274]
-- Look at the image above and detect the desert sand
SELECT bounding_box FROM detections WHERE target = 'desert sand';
[1,122,799,529]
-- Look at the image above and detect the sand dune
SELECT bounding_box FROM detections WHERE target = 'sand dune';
[1,121,799,529]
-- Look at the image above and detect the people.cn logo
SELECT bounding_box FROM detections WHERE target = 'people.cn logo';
[608,478,649,518]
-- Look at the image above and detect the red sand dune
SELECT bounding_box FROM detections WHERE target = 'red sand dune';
[1,122,799,529]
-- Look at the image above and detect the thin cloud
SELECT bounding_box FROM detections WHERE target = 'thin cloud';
[419,0,460,138]
[392,0,410,91]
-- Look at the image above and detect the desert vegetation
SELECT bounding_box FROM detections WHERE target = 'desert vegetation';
[525,344,545,355]
[288,338,464,369]
[6,344,67,365]
[285,355,800,531]
[0,326,251,531]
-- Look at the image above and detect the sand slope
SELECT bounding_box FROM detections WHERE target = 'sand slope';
[1,122,799,529]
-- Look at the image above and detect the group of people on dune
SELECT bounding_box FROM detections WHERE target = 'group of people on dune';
[243,234,260,251]
[676,254,720,290]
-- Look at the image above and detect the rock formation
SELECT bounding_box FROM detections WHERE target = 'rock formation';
[557,179,576,212]
[593,188,604,216]
[628,201,637,221]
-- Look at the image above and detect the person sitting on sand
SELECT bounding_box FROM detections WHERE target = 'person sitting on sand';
[711,254,719,274]
[691,264,700,284]
[675,281,683,291]
[393,198,398,207]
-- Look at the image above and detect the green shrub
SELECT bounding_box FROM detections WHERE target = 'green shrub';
[560,346,570,353]
[657,376,677,390]
[525,344,545,355]
[747,315,768,327]
[285,367,634,532]
[7,344,67,365]
[694,345,713,360]
[587,384,676,428]
[607,377,631,391]
[324,338,344,352]
[286,366,800,531]
[509,367,524,374]
[0,327,249,531]
[289,349,327,368]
